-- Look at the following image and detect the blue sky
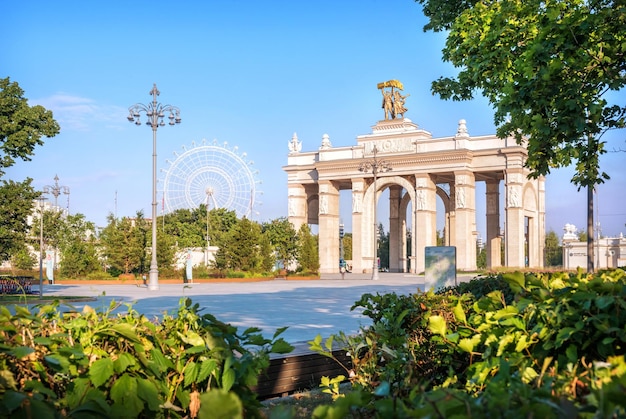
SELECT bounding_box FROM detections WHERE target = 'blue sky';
[3,0,625,240]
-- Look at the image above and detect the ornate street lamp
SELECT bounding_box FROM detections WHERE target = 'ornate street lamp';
[359,145,392,280]
[128,84,181,290]
[43,174,70,213]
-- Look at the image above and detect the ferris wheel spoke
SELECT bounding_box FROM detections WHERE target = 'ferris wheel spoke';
[161,141,262,217]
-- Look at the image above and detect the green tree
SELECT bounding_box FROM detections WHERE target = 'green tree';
[10,248,36,270]
[155,227,177,274]
[207,208,238,248]
[436,230,445,246]
[215,217,263,272]
[415,0,626,272]
[0,77,60,176]
[162,207,205,249]
[342,233,353,261]
[297,224,319,273]
[377,223,389,270]
[0,179,39,262]
[544,229,563,267]
[262,217,298,271]
[0,78,59,264]
[55,213,100,278]
[258,233,276,273]
[100,213,146,275]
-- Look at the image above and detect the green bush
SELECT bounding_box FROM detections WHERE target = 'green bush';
[311,269,626,417]
[0,298,293,418]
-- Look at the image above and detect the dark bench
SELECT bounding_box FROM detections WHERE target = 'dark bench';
[254,343,352,399]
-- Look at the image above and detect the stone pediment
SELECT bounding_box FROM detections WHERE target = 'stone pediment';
[371,118,423,135]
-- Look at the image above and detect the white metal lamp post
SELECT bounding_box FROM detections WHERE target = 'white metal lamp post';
[359,145,391,280]
[205,187,215,266]
[36,196,47,296]
[43,174,69,278]
[128,84,181,290]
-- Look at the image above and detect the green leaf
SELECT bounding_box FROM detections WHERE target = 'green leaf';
[222,368,235,392]
[110,374,142,417]
[183,361,199,388]
[515,334,530,352]
[110,323,140,342]
[521,366,538,383]
[429,315,447,337]
[555,327,576,347]
[595,295,614,309]
[198,389,243,419]
[113,352,135,374]
[324,335,334,351]
[33,337,52,346]
[10,346,34,359]
[503,271,525,292]
[2,390,26,412]
[273,326,289,339]
[459,334,481,353]
[44,354,70,372]
[137,377,160,411]
[150,347,174,373]
[178,330,205,346]
[89,357,114,388]
[453,300,467,324]
[198,359,217,382]
[271,339,294,354]
[565,344,578,363]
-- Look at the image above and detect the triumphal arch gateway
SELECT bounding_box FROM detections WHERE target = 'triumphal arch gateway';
[283,81,545,274]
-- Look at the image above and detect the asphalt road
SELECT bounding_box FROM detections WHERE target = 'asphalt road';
[39,272,477,345]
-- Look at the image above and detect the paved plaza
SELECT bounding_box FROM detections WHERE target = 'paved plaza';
[40,273,477,345]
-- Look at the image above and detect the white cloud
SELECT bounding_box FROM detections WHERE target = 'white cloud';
[32,93,127,132]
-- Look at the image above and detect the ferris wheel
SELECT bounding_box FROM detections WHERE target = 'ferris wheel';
[161,139,262,218]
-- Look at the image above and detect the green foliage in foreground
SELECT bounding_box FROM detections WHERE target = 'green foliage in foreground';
[0,298,293,418]
[310,269,626,418]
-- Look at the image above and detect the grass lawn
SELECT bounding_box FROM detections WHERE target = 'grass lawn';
[0,294,97,304]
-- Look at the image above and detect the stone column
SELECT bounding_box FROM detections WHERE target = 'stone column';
[388,185,402,272]
[485,179,501,268]
[447,184,456,247]
[351,179,366,274]
[537,176,546,268]
[505,171,525,268]
[454,172,477,270]
[399,193,412,273]
[318,181,340,274]
[415,174,437,274]
[287,184,308,233]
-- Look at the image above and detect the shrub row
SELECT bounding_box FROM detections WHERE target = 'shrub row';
[311,269,626,418]
[0,298,293,418]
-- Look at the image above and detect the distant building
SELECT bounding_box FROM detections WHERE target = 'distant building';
[562,224,626,269]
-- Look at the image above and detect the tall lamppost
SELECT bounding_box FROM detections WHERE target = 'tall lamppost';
[128,84,181,290]
[44,174,69,277]
[44,174,70,213]
[205,187,215,266]
[36,196,47,296]
[359,145,392,280]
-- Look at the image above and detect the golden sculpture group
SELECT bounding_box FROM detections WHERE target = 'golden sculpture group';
[378,79,409,120]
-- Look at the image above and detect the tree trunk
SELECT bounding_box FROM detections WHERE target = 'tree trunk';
[587,185,595,273]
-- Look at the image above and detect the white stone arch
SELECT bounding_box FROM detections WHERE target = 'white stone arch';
[399,191,413,272]
[436,185,452,245]
[523,182,540,266]
[523,182,537,212]
[361,175,416,265]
